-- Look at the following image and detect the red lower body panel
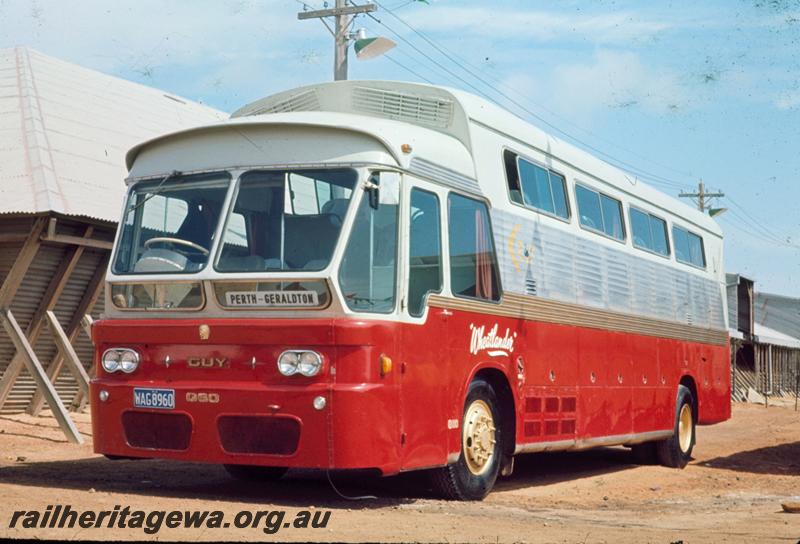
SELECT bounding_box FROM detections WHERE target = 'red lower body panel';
[91,380,401,474]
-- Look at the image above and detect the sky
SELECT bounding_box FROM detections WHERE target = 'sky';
[1,0,799,296]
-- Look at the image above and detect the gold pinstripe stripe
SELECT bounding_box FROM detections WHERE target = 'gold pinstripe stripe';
[428,293,728,346]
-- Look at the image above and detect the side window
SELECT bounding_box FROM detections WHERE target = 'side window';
[630,207,669,256]
[575,184,624,240]
[408,189,443,317]
[673,225,705,268]
[448,194,501,301]
[503,150,569,219]
[503,150,524,205]
[650,216,670,256]
[339,173,400,313]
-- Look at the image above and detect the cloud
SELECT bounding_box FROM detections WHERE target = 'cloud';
[546,50,688,116]
[0,0,331,110]
[775,89,800,109]
[403,6,670,44]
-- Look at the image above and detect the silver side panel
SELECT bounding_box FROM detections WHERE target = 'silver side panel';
[493,209,727,331]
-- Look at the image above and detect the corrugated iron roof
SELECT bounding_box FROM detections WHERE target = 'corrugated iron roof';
[0,47,227,223]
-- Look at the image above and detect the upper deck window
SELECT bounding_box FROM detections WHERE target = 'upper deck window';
[672,225,706,268]
[216,169,355,273]
[630,207,670,256]
[504,150,569,220]
[575,184,625,241]
[448,194,501,301]
[112,172,230,275]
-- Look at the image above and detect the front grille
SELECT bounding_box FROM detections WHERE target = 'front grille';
[122,411,192,451]
[217,416,301,455]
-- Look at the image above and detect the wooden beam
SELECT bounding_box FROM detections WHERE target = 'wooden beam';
[0,309,83,444]
[41,233,113,250]
[72,315,96,413]
[45,311,90,394]
[0,217,46,306]
[28,253,108,415]
[0,233,29,244]
[0,226,91,410]
[0,218,48,407]
[81,315,94,342]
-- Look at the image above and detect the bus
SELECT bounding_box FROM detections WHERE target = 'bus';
[91,80,730,500]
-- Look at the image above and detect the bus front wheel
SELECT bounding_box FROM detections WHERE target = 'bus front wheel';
[430,378,503,500]
[656,384,695,468]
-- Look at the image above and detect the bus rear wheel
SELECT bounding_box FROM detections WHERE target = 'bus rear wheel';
[656,384,695,468]
[223,464,288,482]
[430,378,503,500]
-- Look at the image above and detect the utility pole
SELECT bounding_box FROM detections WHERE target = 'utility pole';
[679,180,725,213]
[298,0,377,81]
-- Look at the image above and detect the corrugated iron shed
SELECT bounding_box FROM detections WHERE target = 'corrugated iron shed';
[0,46,226,416]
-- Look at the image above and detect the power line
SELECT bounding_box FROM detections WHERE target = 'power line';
[374,0,696,184]
[359,0,697,192]
[381,53,434,83]
[355,1,799,248]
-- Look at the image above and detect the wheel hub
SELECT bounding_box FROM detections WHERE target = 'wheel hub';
[463,399,496,475]
[678,403,693,453]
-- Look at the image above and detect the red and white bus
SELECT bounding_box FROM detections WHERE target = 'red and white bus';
[92,81,730,500]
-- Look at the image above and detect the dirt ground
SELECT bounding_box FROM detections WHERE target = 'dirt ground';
[0,402,798,543]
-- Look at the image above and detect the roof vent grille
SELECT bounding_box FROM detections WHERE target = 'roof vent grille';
[246,89,320,115]
[352,86,453,129]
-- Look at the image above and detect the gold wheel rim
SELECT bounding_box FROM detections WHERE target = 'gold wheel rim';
[463,399,496,476]
[678,404,693,453]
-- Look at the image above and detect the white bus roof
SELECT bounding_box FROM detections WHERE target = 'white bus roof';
[127,80,721,238]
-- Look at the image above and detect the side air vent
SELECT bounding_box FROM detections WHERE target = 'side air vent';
[245,89,320,116]
[352,86,453,129]
[525,278,538,296]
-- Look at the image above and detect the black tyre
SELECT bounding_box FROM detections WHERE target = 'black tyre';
[656,384,695,468]
[430,379,503,500]
[223,464,288,482]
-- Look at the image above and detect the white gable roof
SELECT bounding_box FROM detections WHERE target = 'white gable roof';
[0,47,227,223]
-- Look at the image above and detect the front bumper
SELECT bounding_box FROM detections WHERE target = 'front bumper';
[90,379,401,474]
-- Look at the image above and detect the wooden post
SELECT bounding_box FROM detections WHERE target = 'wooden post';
[794,359,800,412]
[71,315,95,412]
[0,309,83,444]
[81,315,94,341]
[28,254,107,415]
[45,311,90,394]
[0,218,48,407]
[0,217,46,306]
[0,225,92,409]
[731,340,738,402]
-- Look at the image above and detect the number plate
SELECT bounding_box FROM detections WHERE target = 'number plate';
[133,388,175,410]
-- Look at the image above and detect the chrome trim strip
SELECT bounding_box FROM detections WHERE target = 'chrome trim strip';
[428,292,729,346]
[513,429,674,455]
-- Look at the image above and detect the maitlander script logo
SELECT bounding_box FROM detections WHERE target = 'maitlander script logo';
[469,323,517,357]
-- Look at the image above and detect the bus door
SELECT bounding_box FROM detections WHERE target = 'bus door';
[399,182,449,469]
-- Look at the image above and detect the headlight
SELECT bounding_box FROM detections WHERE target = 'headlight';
[277,350,322,377]
[102,348,140,374]
[119,350,140,373]
[297,351,322,376]
[277,351,299,376]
